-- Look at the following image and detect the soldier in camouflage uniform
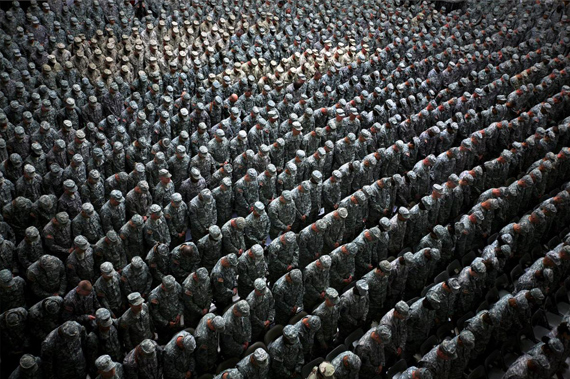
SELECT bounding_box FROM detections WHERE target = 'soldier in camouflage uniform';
[94,262,125,317]
[267,231,299,284]
[86,308,123,376]
[119,214,145,261]
[210,254,239,310]
[119,293,155,352]
[188,189,217,242]
[331,351,362,379]
[237,244,267,299]
[464,310,494,358]
[66,235,95,287]
[27,296,63,343]
[268,325,304,379]
[363,260,391,320]
[123,339,163,379]
[154,169,175,208]
[16,226,43,272]
[162,331,196,379]
[42,211,72,261]
[125,181,152,219]
[244,201,270,248]
[236,348,270,379]
[380,301,410,361]
[148,275,183,341]
[27,254,67,300]
[72,202,104,244]
[234,168,259,217]
[8,354,45,379]
[0,269,26,313]
[406,294,441,355]
[304,255,332,310]
[272,268,304,325]
[339,280,370,340]
[94,230,127,271]
[144,204,171,248]
[246,278,275,340]
[448,331,476,379]
[182,267,212,326]
[268,190,296,238]
[298,219,328,269]
[355,325,392,378]
[81,170,105,211]
[58,179,82,219]
[145,243,171,286]
[257,164,277,207]
[212,177,234,226]
[121,256,153,300]
[329,243,357,291]
[195,314,225,373]
[41,321,87,379]
[197,225,223,273]
[62,280,100,325]
[100,190,126,233]
[418,339,458,379]
[221,217,246,257]
[164,193,188,248]
[313,287,340,352]
[221,300,252,359]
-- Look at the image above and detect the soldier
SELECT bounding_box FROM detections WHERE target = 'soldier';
[234,168,259,217]
[62,279,100,325]
[245,201,270,248]
[164,193,188,247]
[363,260,392,319]
[153,169,175,207]
[304,255,332,310]
[268,325,304,379]
[306,361,335,379]
[268,190,296,238]
[257,164,277,207]
[148,275,183,340]
[210,254,238,310]
[503,355,551,379]
[353,227,381,278]
[389,207,410,254]
[419,339,458,379]
[182,267,212,326]
[42,211,72,260]
[0,269,25,312]
[219,297,255,366]
[298,219,328,269]
[339,280,370,340]
[406,294,441,354]
[427,278,462,324]
[27,254,66,300]
[66,235,95,287]
[169,242,199,283]
[237,244,267,299]
[94,262,124,317]
[380,301,409,361]
[195,314,225,373]
[123,339,163,379]
[323,208,348,253]
[195,225,221,272]
[163,331,196,379]
[95,230,127,271]
[81,170,105,211]
[94,355,124,379]
[27,295,63,343]
[144,204,171,248]
[267,231,298,283]
[41,321,87,379]
[448,331,476,379]
[188,189,217,242]
[272,268,304,325]
[72,202,104,244]
[8,354,44,379]
[355,325,392,378]
[119,292,154,352]
[329,243,357,291]
[212,176,234,226]
[100,190,126,233]
[331,351,361,379]
[221,217,246,256]
[119,215,145,261]
[236,348,270,379]
[399,367,433,379]
[86,308,123,375]
[58,179,82,219]
[125,181,152,219]
[180,168,206,205]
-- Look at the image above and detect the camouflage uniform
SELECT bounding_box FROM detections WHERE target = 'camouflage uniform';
[94,262,125,317]
[212,176,234,226]
[331,351,362,379]
[303,256,331,310]
[27,296,63,342]
[244,202,270,248]
[86,309,123,373]
[119,293,155,351]
[148,275,183,338]
[195,314,225,373]
[121,257,153,299]
[71,203,104,244]
[119,215,145,261]
[163,193,188,247]
[41,321,87,379]
[66,236,95,287]
[182,268,212,326]
[95,231,127,271]
[236,348,270,379]
[268,191,296,238]
[188,190,217,241]
[123,339,163,379]
[272,269,304,325]
[162,331,196,379]
[355,326,392,378]
[363,261,392,317]
[237,245,267,299]
[144,205,171,248]
[329,244,357,291]
[221,300,252,358]
[339,280,370,339]
[221,218,246,256]
[100,191,127,232]
[0,270,26,312]
[145,244,171,285]
[27,255,67,299]
[210,254,238,310]
[268,325,304,379]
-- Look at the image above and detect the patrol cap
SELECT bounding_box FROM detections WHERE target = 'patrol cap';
[128,292,144,305]
[282,325,299,342]
[470,260,486,275]
[376,325,392,342]
[96,308,113,327]
[235,217,246,230]
[162,275,176,290]
[318,255,332,268]
[106,230,119,243]
[25,226,40,240]
[398,207,410,219]
[529,288,544,302]
[440,339,457,358]
[395,300,410,316]
[95,355,115,372]
[379,260,392,274]
[63,179,77,192]
[55,212,70,225]
[458,330,475,348]
[281,190,293,202]
[447,277,461,291]
[426,292,441,309]
[140,339,156,355]
[254,278,267,292]
[235,300,250,316]
[60,321,80,338]
[19,354,38,371]
[252,348,269,367]
[289,269,302,284]
[100,261,115,275]
[355,279,369,296]
[110,190,124,202]
[74,235,89,250]
[226,253,238,266]
[0,269,14,287]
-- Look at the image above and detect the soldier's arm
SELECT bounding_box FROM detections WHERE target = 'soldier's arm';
[149,296,169,328]
[269,206,287,231]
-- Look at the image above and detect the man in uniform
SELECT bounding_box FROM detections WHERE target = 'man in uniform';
[237,244,267,299]
[272,269,304,325]
[338,280,369,340]
[195,314,225,373]
[304,255,332,310]
[119,292,154,352]
[236,348,270,379]
[210,254,239,310]
[123,339,163,379]
[268,325,304,379]
[27,254,66,300]
[244,202,270,248]
[162,331,197,379]
[41,321,87,379]
[355,325,392,378]
[148,275,183,341]
[221,300,252,358]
